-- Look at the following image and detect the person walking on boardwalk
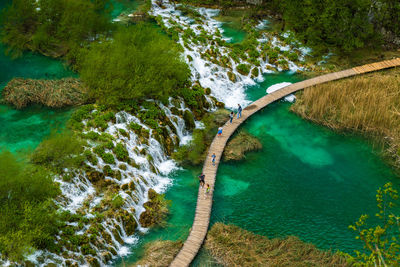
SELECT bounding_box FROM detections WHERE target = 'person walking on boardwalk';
[198,173,205,188]
[204,184,210,199]
[237,104,242,118]
[229,111,234,123]
[211,153,216,166]
[217,126,223,136]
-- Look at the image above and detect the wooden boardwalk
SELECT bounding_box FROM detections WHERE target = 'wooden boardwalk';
[169,58,400,267]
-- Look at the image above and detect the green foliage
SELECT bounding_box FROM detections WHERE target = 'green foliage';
[114,143,129,162]
[0,151,61,261]
[173,111,220,165]
[111,194,124,209]
[236,63,251,75]
[344,182,400,266]
[0,0,113,59]
[279,0,376,53]
[31,131,86,172]
[102,153,115,165]
[183,110,195,130]
[78,24,190,106]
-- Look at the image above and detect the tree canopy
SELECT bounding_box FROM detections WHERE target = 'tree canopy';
[0,151,61,261]
[0,0,113,58]
[78,24,190,106]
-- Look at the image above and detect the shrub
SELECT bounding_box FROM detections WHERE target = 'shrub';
[236,64,251,75]
[288,52,299,62]
[114,143,129,162]
[78,24,190,106]
[111,194,124,209]
[101,153,115,165]
[31,131,86,172]
[0,151,61,261]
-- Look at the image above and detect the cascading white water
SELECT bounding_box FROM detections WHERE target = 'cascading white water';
[150,0,311,109]
[12,99,189,266]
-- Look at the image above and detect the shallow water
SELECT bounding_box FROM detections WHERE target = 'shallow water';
[0,43,75,152]
[220,22,246,44]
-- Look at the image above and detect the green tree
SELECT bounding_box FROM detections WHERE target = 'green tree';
[1,0,113,58]
[78,24,190,106]
[345,182,400,266]
[0,151,61,261]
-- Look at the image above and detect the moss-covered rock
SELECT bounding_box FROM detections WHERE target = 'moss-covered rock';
[227,71,237,82]
[251,67,259,78]
[139,189,170,228]
[183,110,195,130]
[86,171,104,183]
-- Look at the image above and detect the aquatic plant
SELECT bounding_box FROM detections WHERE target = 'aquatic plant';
[205,223,348,266]
[2,78,87,109]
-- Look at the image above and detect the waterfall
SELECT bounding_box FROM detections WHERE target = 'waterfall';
[150,0,311,109]
[12,100,189,266]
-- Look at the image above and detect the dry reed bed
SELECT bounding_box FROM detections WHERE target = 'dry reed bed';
[205,223,348,267]
[2,78,87,109]
[131,240,183,267]
[291,68,400,169]
[223,131,262,161]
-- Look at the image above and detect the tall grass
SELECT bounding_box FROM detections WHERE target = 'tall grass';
[131,240,183,267]
[2,78,87,109]
[205,223,348,266]
[291,68,400,169]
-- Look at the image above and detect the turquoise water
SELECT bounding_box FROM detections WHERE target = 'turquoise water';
[220,23,246,44]
[111,0,141,18]
[0,42,75,152]
[118,72,398,265]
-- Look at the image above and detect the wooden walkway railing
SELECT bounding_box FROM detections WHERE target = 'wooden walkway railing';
[169,58,400,267]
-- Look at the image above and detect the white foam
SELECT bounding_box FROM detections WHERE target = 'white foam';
[266,82,296,102]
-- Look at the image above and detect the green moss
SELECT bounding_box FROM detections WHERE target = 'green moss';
[103,165,113,176]
[183,110,196,130]
[102,153,115,165]
[118,128,129,138]
[114,143,129,162]
[111,195,124,209]
[236,63,251,75]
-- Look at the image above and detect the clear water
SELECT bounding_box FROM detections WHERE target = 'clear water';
[220,23,246,44]
[1,3,397,264]
[117,71,398,266]
[111,0,142,19]
[0,42,75,152]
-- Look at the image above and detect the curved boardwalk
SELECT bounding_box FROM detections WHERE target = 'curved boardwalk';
[170,58,400,267]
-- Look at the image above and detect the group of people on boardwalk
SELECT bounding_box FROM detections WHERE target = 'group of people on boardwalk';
[198,173,210,199]
[197,104,243,198]
[218,104,242,137]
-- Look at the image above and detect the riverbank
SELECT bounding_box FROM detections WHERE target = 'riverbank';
[291,68,400,171]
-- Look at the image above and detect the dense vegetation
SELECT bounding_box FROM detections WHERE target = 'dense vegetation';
[173,109,229,165]
[77,24,190,106]
[0,0,113,59]
[291,69,400,169]
[0,151,61,261]
[176,0,400,54]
